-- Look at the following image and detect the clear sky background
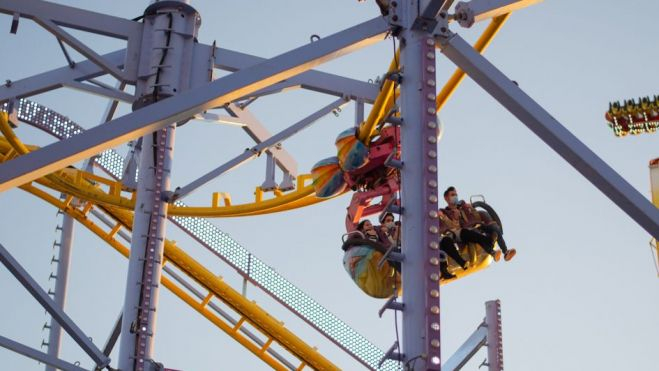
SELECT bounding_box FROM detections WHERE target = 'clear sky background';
[0,1,658,370]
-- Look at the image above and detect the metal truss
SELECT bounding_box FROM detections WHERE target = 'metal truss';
[2,98,398,370]
[0,15,389,190]
[443,300,503,371]
[0,242,110,368]
[1,0,658,370]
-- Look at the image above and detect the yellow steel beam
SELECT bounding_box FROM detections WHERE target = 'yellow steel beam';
[357,50,400,143]
[0,135,336,217]
[19,182,339,370]
[435,13,511,112]
[0,14,511,222]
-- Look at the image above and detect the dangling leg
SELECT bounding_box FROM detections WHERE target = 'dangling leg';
[440,259,456,279]
[440,236,468,270]
[481,224,516,261]
[460,228,501,262]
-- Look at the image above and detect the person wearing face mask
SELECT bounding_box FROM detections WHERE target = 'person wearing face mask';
[442,186,503,261]
[437,209,470,279]
[443,186,516,261]
[379,212,400,247]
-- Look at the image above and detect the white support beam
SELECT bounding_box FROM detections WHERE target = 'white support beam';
[0,242,110,368]
[225,103,299,177]
[454,0,542,27]
[0,50,127,103]
[0,0,141,39]
[212,46,381,103]
[0,17,389,193]
[442,326,487,371]
[0,335,88,371]
[34,17,128,81]
[437,31,659,238]
[171,98,347,200]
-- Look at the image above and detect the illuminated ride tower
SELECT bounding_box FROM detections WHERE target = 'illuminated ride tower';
[605,96,659,273]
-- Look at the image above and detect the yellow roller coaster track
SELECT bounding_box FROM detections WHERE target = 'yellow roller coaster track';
[0,15,509,222]
[10,173,338,371]
[0,14,512,370]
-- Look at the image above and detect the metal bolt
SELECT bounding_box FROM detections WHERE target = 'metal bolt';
[429,241,439,250]
[429,273,439,282]
[430,289,439,297]
[430,305,440,314]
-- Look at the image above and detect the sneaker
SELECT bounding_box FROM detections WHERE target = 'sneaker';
[504,249,517,261]
[492,250,502,262]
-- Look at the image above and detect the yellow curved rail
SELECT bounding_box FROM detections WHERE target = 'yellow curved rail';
[0,16,509,221]
[18,180,338,371]
[0,115,336,218]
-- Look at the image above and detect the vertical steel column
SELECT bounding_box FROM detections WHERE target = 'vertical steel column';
[485,300,503,371]
[45,212,74,371]
[118,1,200,370]
[399,0,442,369]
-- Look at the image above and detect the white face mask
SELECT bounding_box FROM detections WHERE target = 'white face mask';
[385,222,395,229]
[450,195,459,205]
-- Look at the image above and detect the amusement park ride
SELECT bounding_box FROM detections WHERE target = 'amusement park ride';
[604,97,659,273]
[0,0,657,370]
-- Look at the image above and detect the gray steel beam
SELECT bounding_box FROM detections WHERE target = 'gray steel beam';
[45,212,75,371]
[399,1,443,370]
[0,17,388,193]
[172,98,347,200]
[0,50,126,104]
[225,103,299,177]
[442,326,487,371]
[0,242,110,368]
[0,335,87,371]
[87,208,298,370]
[437,32,659,239]
[102,313,123,357]
[485,300,503,371]
[63,80,134,103]
[0,0,141,40]
[212,46,380,103]
[99,81,128,124]
[0,43,379,106]
[34,17,128,81]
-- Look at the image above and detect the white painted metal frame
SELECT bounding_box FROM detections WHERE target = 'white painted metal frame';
[0,16,389,191]
[435,28,659,238]
[0,242,110,368]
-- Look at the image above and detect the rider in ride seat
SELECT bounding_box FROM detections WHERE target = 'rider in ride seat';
[443,186,516,262]
[442,186,502,262]
[438,210,470,279]
[342,219,401,272]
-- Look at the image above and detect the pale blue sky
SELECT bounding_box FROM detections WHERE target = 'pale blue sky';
[0,1,658,370]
